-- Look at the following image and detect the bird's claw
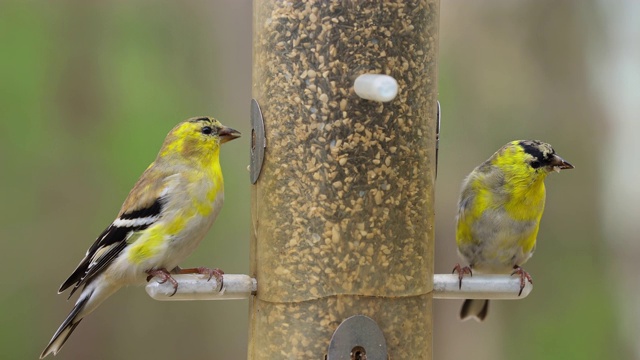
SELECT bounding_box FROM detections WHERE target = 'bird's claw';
[146,268,179,296]
[452,263,473,289]
[511,265,533,296]
[176,267,225,292]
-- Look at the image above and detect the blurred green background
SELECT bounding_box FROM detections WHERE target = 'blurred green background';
[1,1,637,359]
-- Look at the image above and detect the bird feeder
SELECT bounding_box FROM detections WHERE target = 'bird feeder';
[146,1,533,358]
[249,1,438,358]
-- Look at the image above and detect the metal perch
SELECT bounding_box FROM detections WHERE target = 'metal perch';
[146,274,531,301]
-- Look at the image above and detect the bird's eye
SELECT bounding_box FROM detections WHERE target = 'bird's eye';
[201,126,213,135]
[530,160,541,169]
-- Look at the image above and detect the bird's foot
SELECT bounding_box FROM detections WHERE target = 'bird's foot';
[146,268,179,296]
[452,263,473,289]
[176,267,224,291]
[511,265,533,296]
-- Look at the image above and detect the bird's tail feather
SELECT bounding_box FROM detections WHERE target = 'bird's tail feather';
[460,299,489,322]
[40,289,93,358]
[41,282,119,358]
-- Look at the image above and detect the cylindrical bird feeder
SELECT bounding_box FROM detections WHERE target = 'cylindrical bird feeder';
[250,1,439,358]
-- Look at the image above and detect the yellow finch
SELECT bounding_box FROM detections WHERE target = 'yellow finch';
[41,117,240,358]
[453,140,573,321]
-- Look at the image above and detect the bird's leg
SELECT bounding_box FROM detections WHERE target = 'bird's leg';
[175,267,224,291]
[452,263,473,289]
[146,268,179,296]
[511,265,533,296]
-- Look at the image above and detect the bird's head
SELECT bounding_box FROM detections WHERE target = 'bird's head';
[159,116,241,162]
[493,140,574,179]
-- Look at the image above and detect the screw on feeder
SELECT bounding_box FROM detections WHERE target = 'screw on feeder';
[351,346,366,360]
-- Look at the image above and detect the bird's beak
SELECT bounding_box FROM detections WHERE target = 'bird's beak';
[549,154,574,173]
[219,126,241,144]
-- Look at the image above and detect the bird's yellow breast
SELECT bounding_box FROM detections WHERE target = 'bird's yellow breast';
[126,162,224,265]
[504,177,546,221]
[490,147,547,221]
[457,159,547,262]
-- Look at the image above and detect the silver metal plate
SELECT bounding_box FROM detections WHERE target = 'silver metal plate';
[436,100,441,178]
[326,315,388,360]
[250,99,266,184]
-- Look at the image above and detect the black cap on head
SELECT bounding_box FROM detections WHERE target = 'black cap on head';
[518,140,554,169]
[518,140,573,170]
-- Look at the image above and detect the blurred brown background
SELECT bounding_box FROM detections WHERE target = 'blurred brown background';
[1,1,636,359]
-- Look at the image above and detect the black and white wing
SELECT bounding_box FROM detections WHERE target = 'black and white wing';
[58,183,168,297]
